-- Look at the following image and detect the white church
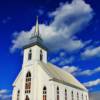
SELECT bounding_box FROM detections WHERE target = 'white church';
[12,17,89,100]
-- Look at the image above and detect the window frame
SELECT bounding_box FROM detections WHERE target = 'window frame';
[25,95,29,100]
[71,91,74,100]
[77,92,79,100]
[17,90,20,100]
[40,50,43,61]
[65,89,67,100]
[43,86,47,100]
[57,87,59,100]
[25,72,31,94]
[28,49,32,60]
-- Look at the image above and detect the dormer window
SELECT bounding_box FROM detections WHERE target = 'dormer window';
[40,50,43,61]
[28,49,32,60]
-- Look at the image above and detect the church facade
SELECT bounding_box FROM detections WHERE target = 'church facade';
[12,17,89,100]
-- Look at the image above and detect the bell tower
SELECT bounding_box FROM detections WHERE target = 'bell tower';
[22,16,47,66]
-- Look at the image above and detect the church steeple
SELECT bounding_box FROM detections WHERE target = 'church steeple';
[23,17,47,65]
[23,16,47,53]
[31,16,40,38]
[30,16,41,39]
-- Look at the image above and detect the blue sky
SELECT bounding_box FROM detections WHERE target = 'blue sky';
[0,0,100,99]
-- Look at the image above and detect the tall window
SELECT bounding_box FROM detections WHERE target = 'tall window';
[86,95,88,100]
[17,90,20,100]
[71,91,74,100]
[82,94,83,100]
[43,86,47,100]
[40,50,43,61]
[65,89,67,100]
[25,95,29,100]
[28,49,32,60]
[57,87,59,100]
[25,72,31,93]
[77,92,79,100]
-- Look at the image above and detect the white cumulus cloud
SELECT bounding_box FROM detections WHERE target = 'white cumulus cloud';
[77,67,100,76]
[0,89,11,100]
[10,0,93,53]
[50,52,74,65]
[62,66,79,73]
[84,79,100,87]
[50,57,60,63]
[0,89,8,94]
[62,66,100,76]
[59,57,74,66]
[81,46,100,59]
[50,0,93,38]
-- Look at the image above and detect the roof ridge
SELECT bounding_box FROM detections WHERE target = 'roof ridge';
[38,61,87,91]
[48,63,87,90]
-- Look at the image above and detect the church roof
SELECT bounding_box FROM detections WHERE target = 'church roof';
[38,61,87,91]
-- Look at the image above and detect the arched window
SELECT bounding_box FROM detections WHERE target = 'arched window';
[57,87,59,100]
[40,50,43,61]
[77,92,79,100]
[43,86,47,100]
[17,90,20,100]
[28,49,32,60]
[65,89,67,100]
[25,72,31,93]
[71,91,74,100]
[25,95,29,100]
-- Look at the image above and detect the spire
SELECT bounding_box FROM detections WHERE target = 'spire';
[23,16,47,50]
[30,16,42,43]
[31,16,41,39]
[35,16,39,35]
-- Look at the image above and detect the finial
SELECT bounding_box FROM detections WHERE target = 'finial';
[35,16,39,35]
[30,16,41,40]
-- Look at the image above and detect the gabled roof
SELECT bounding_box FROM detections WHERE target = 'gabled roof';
[38,61,87,91]
[13,70,22,86]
